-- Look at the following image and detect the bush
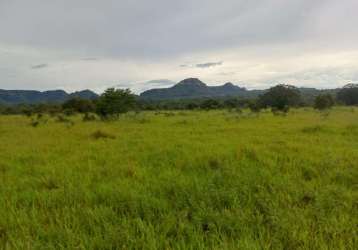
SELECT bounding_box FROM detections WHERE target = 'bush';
[314,94,335,110]
[62,98,96,113]
[30,120,40,127]
[91,130,116,140]
[223,98,239,110]
[200,99,221,110]
[56,115,74,126]
[272,106,289,116]
[82,113,97,122]
[248,100,261,113]
[186,102,199,110]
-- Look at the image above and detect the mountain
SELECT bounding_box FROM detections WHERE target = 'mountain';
[343,83,358,88]
[70,90,99,100]
[0,79,346,105]
[0,89,98,105]
[140,78,257,100]
[140,78,343,101]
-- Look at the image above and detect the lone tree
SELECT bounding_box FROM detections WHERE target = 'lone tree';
[314,94,335,110]
[259,84,301,112]
[337,84,358,106]
[96,88,136,118]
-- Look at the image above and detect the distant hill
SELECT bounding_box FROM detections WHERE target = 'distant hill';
[70,90,99,100]
[140,78,340,101]
[0,89,98,105]
[0,78,345,105]
[140,78,263,100]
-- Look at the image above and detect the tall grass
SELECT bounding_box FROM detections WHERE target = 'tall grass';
[0,108,357,249]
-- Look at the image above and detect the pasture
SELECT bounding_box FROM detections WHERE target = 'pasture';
[0,108,357,249]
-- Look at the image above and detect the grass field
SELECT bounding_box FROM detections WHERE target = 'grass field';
[0,108,357,249]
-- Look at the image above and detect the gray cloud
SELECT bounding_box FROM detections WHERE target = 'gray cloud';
[1,0,358,91]
[82,58,99,61]
[2,0,355,59]
[31,64,48,69]
[217,71,236,76]
[146,79,175,86]
[180,62,223,68]
[113,79,175,93]
[114,83,132,88]
[196,62,223,68]
[265,66,358,89]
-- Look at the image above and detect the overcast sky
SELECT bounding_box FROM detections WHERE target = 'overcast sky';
[1,0,358,93]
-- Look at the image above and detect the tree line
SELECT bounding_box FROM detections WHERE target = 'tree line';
[1,84,357,117]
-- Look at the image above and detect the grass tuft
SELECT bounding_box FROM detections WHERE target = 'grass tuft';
[301,125,325,133]
[91,130,116,140]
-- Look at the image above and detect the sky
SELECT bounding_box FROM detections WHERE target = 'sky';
[1,0,358,94]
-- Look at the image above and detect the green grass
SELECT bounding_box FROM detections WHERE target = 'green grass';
[0,108,357,249]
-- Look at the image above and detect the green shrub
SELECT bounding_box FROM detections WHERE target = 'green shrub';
[314,94,335,110]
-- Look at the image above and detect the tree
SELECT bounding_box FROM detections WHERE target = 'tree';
[62,98,95,113]
[259,84,301,112]
[200,99,221,110]
[95,88,136,118]
[186,102,199,110]
[314,94,335,110]
[223,98,239,109]
[337,84,358,105]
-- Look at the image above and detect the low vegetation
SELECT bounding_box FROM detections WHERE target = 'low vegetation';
[0,84,357,249]
[0,108,357,249]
